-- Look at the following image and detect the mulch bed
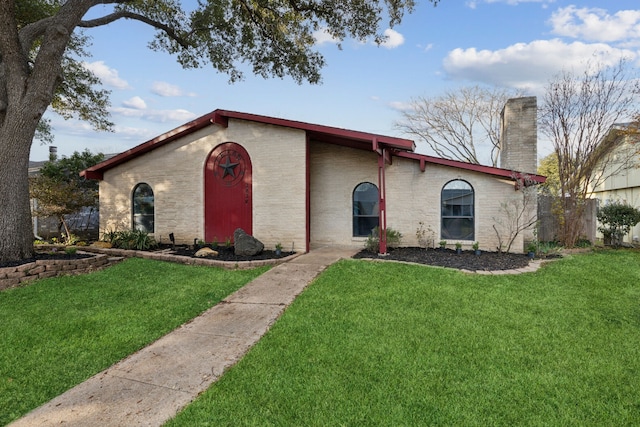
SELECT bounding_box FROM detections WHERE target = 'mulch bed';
[353,247,539,271]
[3,245,552,272]
[165,245,294,262]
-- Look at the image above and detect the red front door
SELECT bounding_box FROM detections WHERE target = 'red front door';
[204,143,252,243]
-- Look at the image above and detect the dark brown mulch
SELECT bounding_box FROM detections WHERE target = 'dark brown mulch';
[0,252,95,269]
[165,245,294,262]
[353,247,537,271]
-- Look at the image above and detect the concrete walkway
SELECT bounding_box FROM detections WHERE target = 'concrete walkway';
[10,246,358,427]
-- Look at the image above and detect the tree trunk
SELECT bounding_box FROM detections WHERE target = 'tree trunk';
[0,122,36,262]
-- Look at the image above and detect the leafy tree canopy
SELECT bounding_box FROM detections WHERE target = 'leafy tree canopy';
[537,152,559,196]
[30,150,105,243]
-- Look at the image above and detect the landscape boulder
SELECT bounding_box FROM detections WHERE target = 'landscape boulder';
[234,228,264,256]
[195,247,218,257]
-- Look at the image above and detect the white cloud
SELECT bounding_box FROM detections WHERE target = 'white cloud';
[113,126,157,141]
[420,43,434,52]
[388,101,413,112]
[313,28,338,45]
[549,6,640,43]
[151,81,196,97]
[442,39,636,92]
[313,27,405,49]
[111,106,197,123]
[122,96,147,110]
[82,61,130,89]
[380,29,405,49]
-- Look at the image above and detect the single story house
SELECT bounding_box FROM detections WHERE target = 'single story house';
[81,97,545,253]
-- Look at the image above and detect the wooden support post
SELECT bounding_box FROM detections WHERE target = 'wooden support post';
[378,148,387,255]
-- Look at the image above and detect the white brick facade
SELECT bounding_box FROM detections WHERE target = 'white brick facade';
[100,119,308,251]
[95,108,541,254]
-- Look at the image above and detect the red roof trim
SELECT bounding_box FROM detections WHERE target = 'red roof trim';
[81,112,220,180]
[395,151,546,184]
[80,108,545,186]
[81,109,415,180]
[216,110,415,151]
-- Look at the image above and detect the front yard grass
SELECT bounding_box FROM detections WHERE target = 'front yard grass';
[167,249,640,426]
[0,258,267,425]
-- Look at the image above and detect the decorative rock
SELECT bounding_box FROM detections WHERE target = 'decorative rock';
[195,247,219,257]
[234,228,264,256]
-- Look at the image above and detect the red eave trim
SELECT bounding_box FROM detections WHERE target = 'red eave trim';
[80,112,224,180]
[81,108,415,180]
[216,110,415,152]
[395,151,547,184]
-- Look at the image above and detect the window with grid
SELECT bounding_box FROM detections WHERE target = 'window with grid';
[441,180,474,240]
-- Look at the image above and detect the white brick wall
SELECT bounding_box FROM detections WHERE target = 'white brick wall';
[100,120,531,254]
[309,143,527,252]
[100,119,307,250]
[309,141,378,247]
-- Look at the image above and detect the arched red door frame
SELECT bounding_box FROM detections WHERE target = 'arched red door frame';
[204,142,252,243]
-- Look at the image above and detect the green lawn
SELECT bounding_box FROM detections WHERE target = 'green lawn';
[167,249,640,426]
[0,258,267,425]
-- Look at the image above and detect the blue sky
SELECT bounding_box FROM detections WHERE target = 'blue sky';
[31,0,640,163]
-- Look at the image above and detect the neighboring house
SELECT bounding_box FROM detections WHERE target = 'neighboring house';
[589,124,640,244]
[81,97,545,253]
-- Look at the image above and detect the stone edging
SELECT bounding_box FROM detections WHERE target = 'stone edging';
[361,257,557,275]
[0,252,124,291]
[79,246,303,270]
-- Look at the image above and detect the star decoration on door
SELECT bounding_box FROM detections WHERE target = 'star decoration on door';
[213,149,246,187]
[219,156,239,178]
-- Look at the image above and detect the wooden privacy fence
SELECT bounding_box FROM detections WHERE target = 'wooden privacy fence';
[537,195,597,243]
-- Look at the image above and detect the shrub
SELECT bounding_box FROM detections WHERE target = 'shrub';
[103,229,158,251]
[597,201,640,247]
[365,226,402,252]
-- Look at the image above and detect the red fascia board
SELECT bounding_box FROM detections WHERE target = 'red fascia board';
[215,110,416,152]
[396,151,547,183]
[81,109,415,180]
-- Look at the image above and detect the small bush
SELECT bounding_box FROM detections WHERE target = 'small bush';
[597,201,640,247]
[103,229,158,251]
[365,226,402,252]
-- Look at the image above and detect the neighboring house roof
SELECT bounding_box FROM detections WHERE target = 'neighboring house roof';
[28,160,48,176]
[80,108,546,184]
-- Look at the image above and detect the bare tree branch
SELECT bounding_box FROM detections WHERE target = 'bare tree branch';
[396,86,521,167]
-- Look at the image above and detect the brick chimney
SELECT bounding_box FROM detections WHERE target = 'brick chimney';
[499,97,537,174]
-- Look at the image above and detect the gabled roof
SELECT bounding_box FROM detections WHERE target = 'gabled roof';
[80,109,416,180]
[80,108,545,185]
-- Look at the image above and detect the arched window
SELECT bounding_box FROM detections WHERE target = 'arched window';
[353,182,379,237]
[132,183,154,233]
[441,180,474,240]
